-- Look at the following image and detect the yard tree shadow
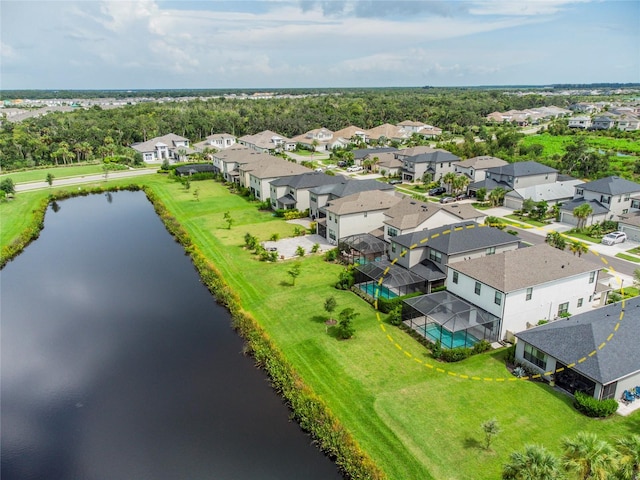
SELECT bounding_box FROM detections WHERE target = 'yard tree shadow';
[462,436,483,451]
[311,315,327,324]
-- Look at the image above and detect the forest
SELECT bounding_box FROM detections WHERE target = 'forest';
[0,88,638,179]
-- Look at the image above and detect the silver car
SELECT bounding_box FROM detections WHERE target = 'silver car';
[601,231,627,245]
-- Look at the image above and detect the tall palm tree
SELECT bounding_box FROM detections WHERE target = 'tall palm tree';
[569,240,589,257]
[573,203,594,230]
[442,172,456,194]
[562,432,619,480]
[489,187,507,207]
[616,434,640,480]
[502,444,564,480]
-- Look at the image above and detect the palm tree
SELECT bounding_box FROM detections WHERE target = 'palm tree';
[569,240,589,257]
[615,434,640,480]
[489,187,507,207]
[562,431,619,480]
[453,174,470,196]
[573,203,594,230]
[502,444,564,480]
[442,172,456,193]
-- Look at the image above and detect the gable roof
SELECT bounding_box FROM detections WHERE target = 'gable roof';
[450,243,599,292]
[238,130,293,149]
[352,147,398,160]
[486,161,556,177]
[366,123,408,140]
[396,146,438,157]
[577,176,640,195]
[310,178,395,197]
[246,159,311,179]
[384,198,483,231]
[403,149,460,165]
[131,133,189,153]
[505,179,582,203]
[324,190,401,216]
[558,198,609,215]
[454,156,509,170]
[332,125,369,140]
[516,296,640,384]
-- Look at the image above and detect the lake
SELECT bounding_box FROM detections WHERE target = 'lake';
[0,191,341,480]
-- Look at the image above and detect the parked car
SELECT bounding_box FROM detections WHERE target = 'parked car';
[601,231,627,245]
[337,161,347,168]
[428,186,446,196]
[439,196,455,204]
[388,179,403,185]
[455,193,469,200]
[346,166,363,172]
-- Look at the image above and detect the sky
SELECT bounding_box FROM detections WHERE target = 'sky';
[1,0,638,90]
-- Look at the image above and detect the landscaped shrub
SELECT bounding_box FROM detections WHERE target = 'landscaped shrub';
[471,339,492,355]
[504,343,516,365]
[439,347,472,362]
[573,391,619,418]
[376,292,422,313]
[324,248,338,262]
[335,267,355,290]
[387,305,403,326]
[311,243,320,253]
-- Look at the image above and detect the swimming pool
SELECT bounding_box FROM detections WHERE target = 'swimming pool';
[358,283,398,299]
[417,323,479,349]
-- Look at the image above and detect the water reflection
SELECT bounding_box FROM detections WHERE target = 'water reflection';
[1,191,341,480]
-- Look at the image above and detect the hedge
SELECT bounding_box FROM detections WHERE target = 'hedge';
[573,391,619,418]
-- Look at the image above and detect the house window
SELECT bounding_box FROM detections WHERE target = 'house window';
[523,344,546,369]
[557,302,569,317]
[429,250,442,263]
[388,227,398,237]
[329,215,333,221]
[601,382,617,400]
[600,195,611,204]
[632,200,640,209]
[364,212,368,218]
[623,209,629,214]
[486,246,496,255]
[453,271,459,284]
[474,282,481,295]
[577,298,583,308]
[526,287,533,301]
[310,195,317,203]
[624,194,631,201]
[576,188,583,196]
[494,291,502,306]
[589,271,595,284]
[328,229,336,241]
[391,243,397,253]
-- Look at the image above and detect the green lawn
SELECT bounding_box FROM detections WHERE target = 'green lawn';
[615,252,640,263]
[2,175,638,480]
[0,163,108,184]
[504,214,547,227]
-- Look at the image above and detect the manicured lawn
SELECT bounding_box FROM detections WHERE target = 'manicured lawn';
[615,252,640,263]
[2,174,638,480]
[504,214,546,227]
[563,231,598,244]
[0,163,107,184]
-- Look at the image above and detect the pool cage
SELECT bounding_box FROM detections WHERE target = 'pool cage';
[339,233,388,266]
[354,259,427,299]
[402,291,500,349]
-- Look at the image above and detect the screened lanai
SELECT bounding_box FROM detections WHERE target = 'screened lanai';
[339,233,388,265]
[403,291,500,349]
[354,259,426,299]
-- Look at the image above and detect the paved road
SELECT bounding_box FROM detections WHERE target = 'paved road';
[15,168,159,192]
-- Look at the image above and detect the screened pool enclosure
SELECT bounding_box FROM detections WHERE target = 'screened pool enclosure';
[402,291,500,349]
[339,233,387,265]
[354,259,426,299]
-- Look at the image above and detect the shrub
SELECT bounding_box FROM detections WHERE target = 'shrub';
[335,267,355,290]
[439,347,472,362]
[296,245,305,257]
[270,233,280,241]
[387,305,403,326]
[324,248,338,262]
[573,391,618,418]
[311,243,320,253]
[504,344,516,364]
[471,339,491,354]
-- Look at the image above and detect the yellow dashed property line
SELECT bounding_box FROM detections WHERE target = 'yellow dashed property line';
[372,221,625,382]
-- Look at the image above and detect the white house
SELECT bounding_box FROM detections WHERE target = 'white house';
[454,156,509,183]
[269,172,345,211]
[194,133,236,151]
[515,297,640,402]
[446,244,602,341]
[568,116,593,129]
[243,160,311,201]
[237,130,296,153]
[131,133,190,162]
[323,190,401,245]
[400,148,461,183]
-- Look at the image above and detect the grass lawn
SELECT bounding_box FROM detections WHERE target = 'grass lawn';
[563,231,598,244]
[2,174,638,480]
[504,214,547,227]
[615,252,640,263]
[0,163,108,184]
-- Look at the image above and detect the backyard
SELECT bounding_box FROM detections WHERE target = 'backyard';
[1,175,638,480]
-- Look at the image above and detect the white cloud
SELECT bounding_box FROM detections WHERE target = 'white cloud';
[469,0,592,16]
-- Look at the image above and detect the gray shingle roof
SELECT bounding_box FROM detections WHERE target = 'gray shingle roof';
[310,178,395,197]
[515,296,640,384]
[403,150,460,164]
[559,198,609,215]
[450,243,599,292]
[352,147,398,160]
[577,176,640,195]
[270,172,346,189]
[486,161,557,177]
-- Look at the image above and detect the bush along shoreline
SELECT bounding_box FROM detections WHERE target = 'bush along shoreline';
[2,185,386,480]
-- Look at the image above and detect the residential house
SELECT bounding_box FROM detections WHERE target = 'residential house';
[559,176,640,225]
[193,133,236,152]
[388,222,520,293]
[352,147,398,166]
[400,148,461,183]
[616,114,640,131]
[269,172,345,211]
[394,146,439,161]
[468,161,558,197]
[237,130,296,153]
[446,244,602,340]
[569,102,600,114]
[322,190,402,244]
[382,196,485,241]
[368,152,402,176]
[515,297,640,401]
[503,174,582,210]
[617,211,640,242]
[568,116,593,129]
[396,120,442,138]
[366,123,409,143]
[131,133,191,162]
[454,156,509,183]
[310,179,396,220]
[243,160,311,201]
[212,148,272,182]
[332,125,369,144]
[592,115,617,130]
[290,128,341,151]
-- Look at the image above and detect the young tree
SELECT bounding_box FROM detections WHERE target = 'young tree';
[502,444,563,480]
[476,187,487,203]
[45,172,55,187]
[0,177,16,195]
[336,308,357,339]
[546,231,567,250]
[488,187,507,207]
[296,245,305,257]
[324,296,337,321]
[442,172,456,193]
[287,262,302,286]
[193,188,200,201]
[481,419,501,450]
[562,432,619,480]
[223,211,234,229]
[573,203,593,230]
[569,240,588,257]
[521,198,536,215]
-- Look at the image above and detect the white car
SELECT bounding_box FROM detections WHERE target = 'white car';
[346,166,363,172]
[601,231,627,245]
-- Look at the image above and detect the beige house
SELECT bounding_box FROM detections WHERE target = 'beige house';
[242,160,311,200]
[454,156,508,183]
[366,123,409,143]
[212,148,273,182]
[323,190,402,244]
[238,130,296,153]
[333,125,369,144]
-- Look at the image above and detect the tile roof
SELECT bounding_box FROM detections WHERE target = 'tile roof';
[577,176,640,195]
[270,172,346,189]
[246,159,312,179]
[366,123,408,140]
[384,198,483,230]
[450,243,599,292]
[515,296,640,384]
[352,147,398,160]
[332,125,368,139]
[131,133,189,152]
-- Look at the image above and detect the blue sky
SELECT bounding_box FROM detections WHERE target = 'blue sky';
[1,0,638,89]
